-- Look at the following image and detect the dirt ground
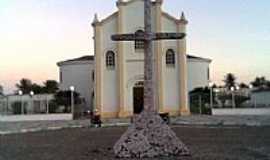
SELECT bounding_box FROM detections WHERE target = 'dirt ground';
[0,125,270,160]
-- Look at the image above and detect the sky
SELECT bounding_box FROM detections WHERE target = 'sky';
[0,0,270,94]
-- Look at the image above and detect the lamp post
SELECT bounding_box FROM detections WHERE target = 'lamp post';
[230,86,235,108]
[70,86,75,119]
[209,82,214,109]
[249,84,256,108]
[18,90,23,115]
[213,88,220,107]
[30,91,34,114]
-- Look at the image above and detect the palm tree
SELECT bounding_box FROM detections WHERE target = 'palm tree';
[16,78,33,94]
[223,73,236,89]
[43,80,58,93]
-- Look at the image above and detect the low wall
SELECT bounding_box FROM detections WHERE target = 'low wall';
[212,108,270,115]
[0,114,73,122]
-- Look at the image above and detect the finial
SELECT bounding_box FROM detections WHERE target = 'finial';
[92,13,100,26]
[180,12,186,20]
[179,12,188,25]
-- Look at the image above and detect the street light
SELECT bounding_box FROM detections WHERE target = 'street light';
[230,86,235,108]
[30,91,34,115]
[249,84,256,108]
[214,88,220,93]
[18,90,23,114]
[209,82,214,109]
[69,86,75,119]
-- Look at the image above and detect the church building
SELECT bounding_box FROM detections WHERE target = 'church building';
[57,0,212,118]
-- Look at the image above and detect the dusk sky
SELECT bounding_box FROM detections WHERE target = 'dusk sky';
[1,0,270,93]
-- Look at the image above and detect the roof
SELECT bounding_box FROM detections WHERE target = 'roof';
[57,55,94,66]
[187,55,212,62]
[252,87,270,93]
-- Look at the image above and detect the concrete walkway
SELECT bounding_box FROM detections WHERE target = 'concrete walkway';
[1,115,270,135]
[172,115,270,126]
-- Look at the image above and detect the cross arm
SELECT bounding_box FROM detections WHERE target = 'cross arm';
[152,32,186,40]
[111,32,186,41]
[111,34,143,41]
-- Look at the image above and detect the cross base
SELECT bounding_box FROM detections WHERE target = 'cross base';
[114,111,190,158]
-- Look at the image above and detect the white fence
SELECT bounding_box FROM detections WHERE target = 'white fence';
[212,108,270,115]
[0,114,73,122]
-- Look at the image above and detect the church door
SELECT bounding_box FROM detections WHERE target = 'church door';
[133,86,144,114]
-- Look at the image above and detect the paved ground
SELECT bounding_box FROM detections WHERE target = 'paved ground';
[0,125,270,160]
[1,115,270,135]
[173,115,270,126]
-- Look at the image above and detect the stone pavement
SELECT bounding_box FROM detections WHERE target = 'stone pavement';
[1,115,270,135]
[172,115,270,126]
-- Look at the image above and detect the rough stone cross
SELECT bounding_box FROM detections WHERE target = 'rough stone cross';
[112,0,190,158]
[112,0,185,113]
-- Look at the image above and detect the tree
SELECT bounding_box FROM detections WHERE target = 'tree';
[189,87,213,114]
[218,94,249,108]
[31,83,44,94]
[0,85,3,95]
[223,73,236,89]
[43,80,58,93]
[251,76,268,88]
[15,79,59,94]
[267,81,270,88]
[16,78,33,94]
[53,90,81,113]
[239,83,248,89]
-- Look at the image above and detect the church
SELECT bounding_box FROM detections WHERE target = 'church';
[57,0,211,118]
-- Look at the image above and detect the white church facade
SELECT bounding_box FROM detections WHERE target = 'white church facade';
[57,0,211,118]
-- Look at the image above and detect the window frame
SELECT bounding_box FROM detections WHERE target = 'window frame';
[134,30,145,51]
[105,51,116,69]
[166,49,176,67]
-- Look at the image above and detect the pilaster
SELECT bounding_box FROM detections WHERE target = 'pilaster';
[92,15,103,115]
[177,13,190,116]
[117,2,127,118]
[154,1,164,113]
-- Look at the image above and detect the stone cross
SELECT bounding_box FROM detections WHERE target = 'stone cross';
[112,0,185,113]
[112,0,190,158]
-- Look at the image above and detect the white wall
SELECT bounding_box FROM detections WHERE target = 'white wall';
[187,59,210,91]
[0,114,72,122]
[212,108,270,115]
[163,60,179,111]
[250,91,270,106]
[59,61,94,110]
[0,94,54,115]
[100,12,118,114]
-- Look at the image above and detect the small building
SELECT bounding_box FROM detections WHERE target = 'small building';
[57,56,95,111]
[250,89,270,107]
[0,94,54,115]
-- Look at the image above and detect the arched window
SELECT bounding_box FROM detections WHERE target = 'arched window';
[106,51,115,68]
[166,49,175,66]
[135,30,144,50]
